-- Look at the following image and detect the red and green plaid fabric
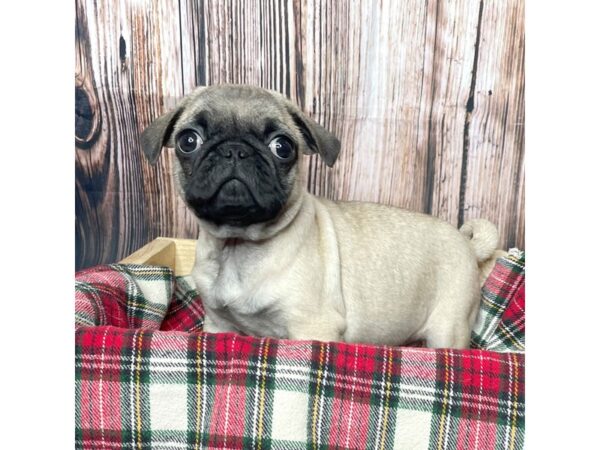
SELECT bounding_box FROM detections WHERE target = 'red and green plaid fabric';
[75,253,525,450]
[76,264,205,332]
[471,250,525,353]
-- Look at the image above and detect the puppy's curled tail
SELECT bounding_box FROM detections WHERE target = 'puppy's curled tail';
[459,219,499,263]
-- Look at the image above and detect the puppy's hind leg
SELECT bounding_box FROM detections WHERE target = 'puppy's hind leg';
[424,285,479,350]
[425,321,472,349]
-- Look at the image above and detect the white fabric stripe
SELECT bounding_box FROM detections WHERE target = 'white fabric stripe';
[344,345,360,449]
[442,350,456,450]
[374,347,389,450]
[251,338,265,449]
[316,343,330,447]
[129,330,137,450]
[503,355,515,450]
[200,335,208,445]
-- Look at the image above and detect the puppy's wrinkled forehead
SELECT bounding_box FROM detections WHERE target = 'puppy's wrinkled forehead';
[140,84,340,167]
[175,86,290,138]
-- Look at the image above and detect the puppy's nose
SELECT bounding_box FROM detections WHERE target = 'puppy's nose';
[218,143,254,160]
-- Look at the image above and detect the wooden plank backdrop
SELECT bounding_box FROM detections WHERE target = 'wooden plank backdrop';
[75,0,525,270]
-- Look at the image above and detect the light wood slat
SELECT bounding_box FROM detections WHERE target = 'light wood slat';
[120,237,197,276]
[119,237,176,270]
[462,0,525,249]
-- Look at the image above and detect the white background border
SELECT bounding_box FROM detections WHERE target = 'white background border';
[1,1,74,448]
[1,1,599,447]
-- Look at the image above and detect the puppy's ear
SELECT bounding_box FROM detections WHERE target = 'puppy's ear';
[285,104,341,167]
[140,107,183,165]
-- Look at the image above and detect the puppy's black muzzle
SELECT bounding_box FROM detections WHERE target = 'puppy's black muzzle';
[216,141,255,161]
[185,141,286,226]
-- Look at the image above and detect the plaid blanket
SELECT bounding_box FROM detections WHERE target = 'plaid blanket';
[75,252,525,450]
[471,249,525,353]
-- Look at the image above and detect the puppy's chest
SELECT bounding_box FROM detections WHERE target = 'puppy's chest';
[195,248,287,336]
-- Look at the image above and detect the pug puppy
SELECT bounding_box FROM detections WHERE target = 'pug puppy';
[141,85,499,348]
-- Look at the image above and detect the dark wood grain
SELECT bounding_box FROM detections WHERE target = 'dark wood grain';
[75,0,191,270]
[75,0,525,270]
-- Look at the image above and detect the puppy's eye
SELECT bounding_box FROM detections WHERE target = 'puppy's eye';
[177,130,203,154]
[268,136,295,160]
